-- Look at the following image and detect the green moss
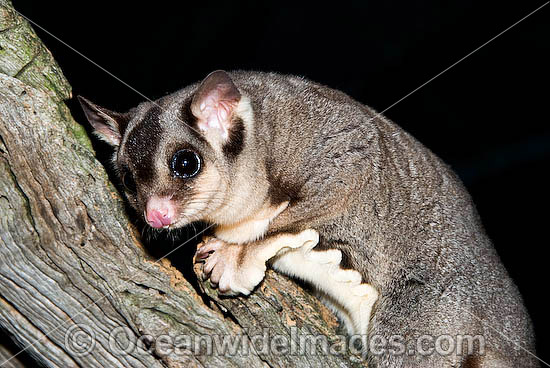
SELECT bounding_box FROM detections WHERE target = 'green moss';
[55,103,94,150]
[0,2,97,156]
[0,1,71,101]
[68,119,93,149]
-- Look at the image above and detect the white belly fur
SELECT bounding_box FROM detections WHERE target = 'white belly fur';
[215,201,289,244]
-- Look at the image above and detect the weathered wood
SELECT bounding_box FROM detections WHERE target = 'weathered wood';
[0,1,365,367]
[0,339,25,368]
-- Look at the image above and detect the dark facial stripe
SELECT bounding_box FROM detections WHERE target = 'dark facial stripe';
[125,105,163,184]
[223,117,245,158]
[179,98,197,128]
[179,98,207,144]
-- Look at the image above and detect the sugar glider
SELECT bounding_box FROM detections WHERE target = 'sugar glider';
[79,70,537,367]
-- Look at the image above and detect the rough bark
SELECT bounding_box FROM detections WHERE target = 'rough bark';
[0,339,25,368]
[0,1,365,367]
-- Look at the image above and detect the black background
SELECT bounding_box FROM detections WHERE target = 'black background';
[10,0,549,363]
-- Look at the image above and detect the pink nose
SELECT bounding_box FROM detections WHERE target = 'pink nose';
[145,196,175,228]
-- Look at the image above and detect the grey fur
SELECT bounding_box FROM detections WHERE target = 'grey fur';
[80,71,537,367]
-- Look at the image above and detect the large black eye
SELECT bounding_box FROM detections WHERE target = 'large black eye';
[171,149,201,178]
[122,172,137,193]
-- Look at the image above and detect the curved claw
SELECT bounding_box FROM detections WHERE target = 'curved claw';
[202,253,218,280]
[195,239,224,261]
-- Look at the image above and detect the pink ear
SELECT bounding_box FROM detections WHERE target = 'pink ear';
[190,71,241,140]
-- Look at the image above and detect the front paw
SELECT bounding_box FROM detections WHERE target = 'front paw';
[195,238,266,296]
